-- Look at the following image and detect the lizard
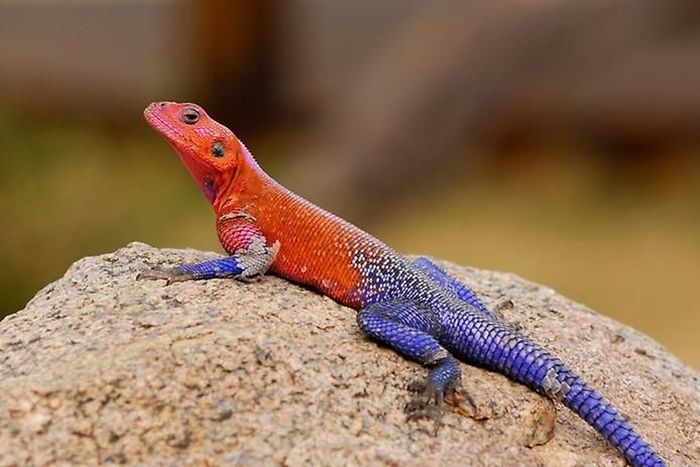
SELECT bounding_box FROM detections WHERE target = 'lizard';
[140,101,665,466]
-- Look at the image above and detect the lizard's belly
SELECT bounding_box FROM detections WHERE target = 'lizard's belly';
[258,195,400,308]
[269,241,364,308]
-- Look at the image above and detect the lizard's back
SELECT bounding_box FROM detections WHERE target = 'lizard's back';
[251,180,442,309]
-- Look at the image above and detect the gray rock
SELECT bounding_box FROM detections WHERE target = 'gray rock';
[0,242,697,466]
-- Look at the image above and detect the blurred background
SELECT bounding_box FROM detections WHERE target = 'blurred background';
[0,0,698,368]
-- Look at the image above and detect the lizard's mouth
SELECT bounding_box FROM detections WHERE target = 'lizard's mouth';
[144,102,217,197]
[144,104,182,143]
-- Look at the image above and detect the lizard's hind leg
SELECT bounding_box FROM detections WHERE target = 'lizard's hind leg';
[356,300,462,428]
[412,257,492,316]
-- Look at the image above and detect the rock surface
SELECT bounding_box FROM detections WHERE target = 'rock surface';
[1,242,698,466]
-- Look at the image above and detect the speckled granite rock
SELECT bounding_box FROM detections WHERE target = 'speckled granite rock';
[0,242,697,466]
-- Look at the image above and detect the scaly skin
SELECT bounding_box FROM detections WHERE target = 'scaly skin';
[141,101,665,466]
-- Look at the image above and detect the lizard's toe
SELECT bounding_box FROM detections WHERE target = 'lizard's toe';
[137,266,191,284]
[406,379,447,434]
[407,377,484,431]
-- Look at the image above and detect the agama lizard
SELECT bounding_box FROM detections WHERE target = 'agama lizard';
[140,101,665,466]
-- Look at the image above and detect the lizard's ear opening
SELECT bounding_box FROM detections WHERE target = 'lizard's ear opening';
[212,141,226,158]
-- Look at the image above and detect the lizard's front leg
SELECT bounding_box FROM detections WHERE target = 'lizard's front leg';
[139,213,279,283]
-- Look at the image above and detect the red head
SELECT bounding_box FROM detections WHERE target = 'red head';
[144,102,247,207]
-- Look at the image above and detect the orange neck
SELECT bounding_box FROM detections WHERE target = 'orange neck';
[213,144,276,215]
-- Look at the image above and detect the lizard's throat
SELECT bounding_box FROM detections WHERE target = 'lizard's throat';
[210,170,237,211]
[177,152,235,207]
[202,177,217,202]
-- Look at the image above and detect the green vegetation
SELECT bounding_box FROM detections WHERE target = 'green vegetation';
[0,110,219,314]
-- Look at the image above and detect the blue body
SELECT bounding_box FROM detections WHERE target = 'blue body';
[356,256,664,467]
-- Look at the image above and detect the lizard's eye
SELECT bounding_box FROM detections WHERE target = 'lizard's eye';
[212,141,225,158]
[181,108,200,125]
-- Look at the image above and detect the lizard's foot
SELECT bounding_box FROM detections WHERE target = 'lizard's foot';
[407,379,480,434]
[136,266,194,285]
[406,356,465,434]
[406,379,448,427]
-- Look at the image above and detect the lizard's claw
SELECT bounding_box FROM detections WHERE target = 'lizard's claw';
[136,267,192,285]
[406,379,448,434]
[453,384,477,414]
[407,378,478,434]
